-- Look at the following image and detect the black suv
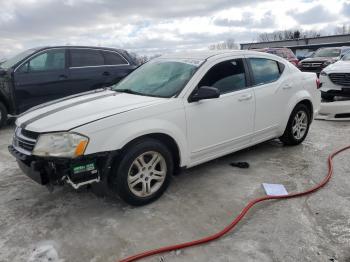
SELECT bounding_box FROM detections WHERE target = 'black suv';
[298,46,350,75]
[0,46,137,126]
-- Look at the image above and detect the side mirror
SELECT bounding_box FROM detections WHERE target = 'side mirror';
[189,86,220,102]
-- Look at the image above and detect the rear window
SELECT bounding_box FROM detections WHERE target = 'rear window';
[249,58,282,85]
[103,51,128,65]
[70,49,104,67]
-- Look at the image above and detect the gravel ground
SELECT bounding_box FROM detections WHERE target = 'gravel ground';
[0,120,349,262]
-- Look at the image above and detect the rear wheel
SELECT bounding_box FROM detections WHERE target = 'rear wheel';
[321,91,335,101]
[280,104,311,146]
[111,138,173,206]
[0,102,8,128]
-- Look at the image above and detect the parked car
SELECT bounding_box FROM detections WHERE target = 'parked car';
[297,51,314,61]
[298,46,350,75]
[319,51,350,100]
[254,48,299,66]
[0,46,137,127]
[9,50,320,206]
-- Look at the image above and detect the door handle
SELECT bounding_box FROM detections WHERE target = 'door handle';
[102,71,110,76]
[238,94,253,101]
[282,84,292,89]
[58,74,68,80]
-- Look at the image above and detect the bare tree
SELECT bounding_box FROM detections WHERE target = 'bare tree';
[257,29,322,42]
[127,52,162,65]
[334,24,350,35]
[301,30,321,38]
[257,32,270,42]
[209,38,239,50]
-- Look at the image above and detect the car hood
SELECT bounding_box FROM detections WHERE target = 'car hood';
[323,60,350,73]
[301,57,336,63]
[17,89,166,132]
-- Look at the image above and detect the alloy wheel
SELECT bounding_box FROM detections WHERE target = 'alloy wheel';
[127,151,167,197]
[292,111,308,140]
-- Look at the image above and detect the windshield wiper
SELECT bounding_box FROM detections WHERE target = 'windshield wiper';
[114,89,145,96]
[114,88,167,98]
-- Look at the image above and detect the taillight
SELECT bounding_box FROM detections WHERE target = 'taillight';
[316,78,321,89]
[290,59,298,66]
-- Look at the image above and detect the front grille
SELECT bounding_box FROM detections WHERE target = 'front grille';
[301,62,324,70]
[17,138,35,151]
[302,62,323,67]
[329,73,350,86]
[21,129,40,140]
[13,128,38,154]
[300,67,320,72]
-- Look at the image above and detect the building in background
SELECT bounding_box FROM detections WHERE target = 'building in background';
[241,34,350,59]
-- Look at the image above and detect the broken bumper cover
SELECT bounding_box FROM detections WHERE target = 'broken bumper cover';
[8,145,116,188]
[315,99,350,121]
[321,89,350,98]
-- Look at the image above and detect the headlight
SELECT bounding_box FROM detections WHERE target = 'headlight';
[320,70,327,76]
[33,132,89,158]
[323,61,332,66]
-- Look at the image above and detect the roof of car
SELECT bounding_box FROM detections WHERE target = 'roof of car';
[253,47,291,51]
[159,50,267,61]
[33,45,128,53]
[30,46,135,63]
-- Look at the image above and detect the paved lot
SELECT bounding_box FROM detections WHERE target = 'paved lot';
[0,120,349,262]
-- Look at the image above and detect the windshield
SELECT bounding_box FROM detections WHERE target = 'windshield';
[314,48,341,58]
[342,52,350,61]
[112,59,202,98]
[1,49,36,69]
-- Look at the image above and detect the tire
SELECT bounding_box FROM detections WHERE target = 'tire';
[111,138,173,206]
[321,92,334,101]
[279,104,311,146]
[0,102,8,128]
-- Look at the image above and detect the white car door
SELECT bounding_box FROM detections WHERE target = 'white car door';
[184,57,255,166]
[246,56,293,143]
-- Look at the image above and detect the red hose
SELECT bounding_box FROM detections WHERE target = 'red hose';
[119,144,350,262]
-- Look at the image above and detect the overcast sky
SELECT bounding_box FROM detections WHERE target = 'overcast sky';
[0,0,350,58]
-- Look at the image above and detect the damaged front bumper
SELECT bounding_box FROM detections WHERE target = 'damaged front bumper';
[8,145,116,190]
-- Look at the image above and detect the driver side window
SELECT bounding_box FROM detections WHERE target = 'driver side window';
[19,49,65,73]
[198,59,247,94]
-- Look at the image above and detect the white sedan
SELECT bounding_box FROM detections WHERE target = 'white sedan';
[320,52,350,100]
[9,50,320,206]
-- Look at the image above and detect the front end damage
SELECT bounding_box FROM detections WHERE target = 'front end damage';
[315,99,350,121]
[8,127,115,190]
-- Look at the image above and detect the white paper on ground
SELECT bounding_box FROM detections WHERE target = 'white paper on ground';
[28,241,64,262]
[262,183,288,196]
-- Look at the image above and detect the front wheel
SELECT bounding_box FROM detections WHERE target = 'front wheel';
[279,104,311,146]
[111,138,173,206]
